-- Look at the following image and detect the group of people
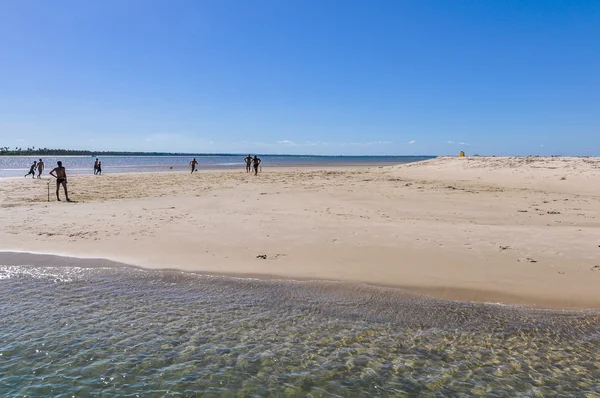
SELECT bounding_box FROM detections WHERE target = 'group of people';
[25,159,70,201]
[244,155,262,175]
[25,154,265,203]
[25,159,45,179]
[189,155,262,175]
[93,158,102,175]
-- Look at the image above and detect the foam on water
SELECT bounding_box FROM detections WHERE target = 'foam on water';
[1,261,599,396]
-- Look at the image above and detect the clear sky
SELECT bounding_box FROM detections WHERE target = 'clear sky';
[0,0,598,156]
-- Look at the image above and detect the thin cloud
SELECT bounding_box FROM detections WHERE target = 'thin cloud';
[277,140,296,145]
[349,141,393,146]
[408,140,416,144]
[447,140,469,146]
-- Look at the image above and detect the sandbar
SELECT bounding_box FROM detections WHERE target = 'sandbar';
[1,157,599,309]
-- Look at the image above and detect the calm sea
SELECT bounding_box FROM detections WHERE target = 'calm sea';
[0,155,433,178]
[1,253,599,396]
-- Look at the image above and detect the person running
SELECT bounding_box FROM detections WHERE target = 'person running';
[245,154,252,173]
[36,159,45,179]
[93,158,99,175]
[25,161,37,178]
[252,155,261,176]
[97,161,102,175]
[49,161,71,202]
[190,158,198,174]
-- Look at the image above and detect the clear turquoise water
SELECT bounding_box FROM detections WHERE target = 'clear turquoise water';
[0,155,433,178]
[1,260,599,396]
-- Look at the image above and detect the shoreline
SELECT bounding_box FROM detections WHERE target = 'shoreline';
[2,157,599,310]
[0,156,432,178]
[2,250,598,312]
[0,164,408,179]
[0,164,391,182]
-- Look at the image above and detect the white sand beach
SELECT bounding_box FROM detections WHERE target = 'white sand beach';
[1,156,599,308]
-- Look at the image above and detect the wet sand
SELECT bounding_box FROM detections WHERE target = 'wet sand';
[1,157,599,308]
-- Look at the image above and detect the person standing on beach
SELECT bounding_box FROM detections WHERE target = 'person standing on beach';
[93,158,99,175]
[49,161,71,202]
[245,154,252,173]
[25,161,37,178]
[252,155,261,176]
[97,161,102,175]
[36,159,44,178]
[190,158,198,173]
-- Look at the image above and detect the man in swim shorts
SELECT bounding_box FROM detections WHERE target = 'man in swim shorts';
[25,161,37,178]
[190,158,198,174]
[36,159,44,178]
[49,161,71,202]
[245,154,252,173]
[252,155,261,176]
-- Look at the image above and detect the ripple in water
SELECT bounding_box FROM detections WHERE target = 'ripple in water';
[0,263,599,396]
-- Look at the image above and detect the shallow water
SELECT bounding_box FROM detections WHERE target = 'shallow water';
[1,262,599,396]
[0,155,432,177]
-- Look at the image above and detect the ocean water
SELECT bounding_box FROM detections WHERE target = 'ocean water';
[0,155,432,178]
[1,257,599,396]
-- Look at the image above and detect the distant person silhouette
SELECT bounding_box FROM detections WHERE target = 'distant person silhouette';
[49,161,71,202]
[97,161,102,175]
[94,158,99,175]
[252,155,261,176]
[190,158,198,173]
[25,161,37,178]
[245,154,252,173]
[36,159,44,178]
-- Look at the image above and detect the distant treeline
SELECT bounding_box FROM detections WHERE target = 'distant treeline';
[0,147,240,157]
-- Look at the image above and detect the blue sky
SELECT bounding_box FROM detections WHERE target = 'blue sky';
[0,0,598,156]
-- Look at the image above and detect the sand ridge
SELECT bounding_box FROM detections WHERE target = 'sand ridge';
[1,157,599,308]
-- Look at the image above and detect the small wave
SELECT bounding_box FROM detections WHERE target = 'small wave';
[2,261,599,336]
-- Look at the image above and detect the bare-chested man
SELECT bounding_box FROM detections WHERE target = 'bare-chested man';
[36,159,44,179]
[49,161,71,202]
[25,161,37,178]
[252,155,261,176]
[190,158,198,174]
[245,154,252,173]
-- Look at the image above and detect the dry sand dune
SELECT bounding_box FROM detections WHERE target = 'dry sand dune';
[398,156,600,195]
[1,157,599,308]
